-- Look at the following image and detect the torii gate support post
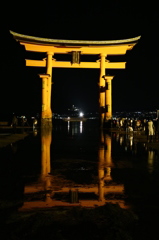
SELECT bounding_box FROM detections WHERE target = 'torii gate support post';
[99,53,107,126]
[46,52,54,120]
[104,76,114,121]
[39,52,54,128]
[39,74,52,128]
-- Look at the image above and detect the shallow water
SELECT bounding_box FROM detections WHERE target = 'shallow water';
[0,120,159,211]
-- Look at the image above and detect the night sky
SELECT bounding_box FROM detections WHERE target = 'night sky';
[1,1,159,116]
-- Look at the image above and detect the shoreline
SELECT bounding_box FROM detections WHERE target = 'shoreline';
[0,127,31,149]
[0,126,159,152]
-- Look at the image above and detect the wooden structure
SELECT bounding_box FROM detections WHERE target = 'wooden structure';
[10,31,140,127]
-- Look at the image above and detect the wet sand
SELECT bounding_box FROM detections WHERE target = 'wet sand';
[132,131,159,152]
[0,129,30,148]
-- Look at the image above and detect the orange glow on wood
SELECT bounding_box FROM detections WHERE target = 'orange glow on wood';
[26,59,126,69]
[10,31,140,124]
[21,42,135,55]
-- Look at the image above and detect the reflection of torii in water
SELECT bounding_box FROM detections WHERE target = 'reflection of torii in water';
[40,128,52,204]
[98,131,125,203]
[98,132,113,201]
[20,128,126,210]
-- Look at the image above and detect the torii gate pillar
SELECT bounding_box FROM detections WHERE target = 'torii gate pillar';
[39,52,54,128]
[99,53,107,125]
[39,73,52,128]
[104,75,114,120]
[99,54,114,124]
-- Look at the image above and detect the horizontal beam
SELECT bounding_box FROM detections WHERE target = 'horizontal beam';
[26,60,46,67]
[22,42,135,55]
[26,59,126,69]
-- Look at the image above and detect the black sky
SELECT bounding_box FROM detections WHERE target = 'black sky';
[1,1,159,116]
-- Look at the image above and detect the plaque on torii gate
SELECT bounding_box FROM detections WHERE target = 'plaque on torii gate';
[10,31,140,127]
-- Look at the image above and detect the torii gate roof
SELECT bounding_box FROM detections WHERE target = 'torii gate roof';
[10,31,141,47]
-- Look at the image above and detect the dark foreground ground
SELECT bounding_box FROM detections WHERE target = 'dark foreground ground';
[0,203,159,240]
[0,203,146,240]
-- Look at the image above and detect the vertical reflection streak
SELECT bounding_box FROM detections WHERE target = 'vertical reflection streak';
[98,131,126,208]
[67,121,70,132]
[148,150,155,173]
[98,131,113,202]
[41,128,52,201]
[80,121,83,133]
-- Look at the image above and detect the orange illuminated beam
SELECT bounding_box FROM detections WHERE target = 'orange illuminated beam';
[26,59,126,69]
[20,42,135,55]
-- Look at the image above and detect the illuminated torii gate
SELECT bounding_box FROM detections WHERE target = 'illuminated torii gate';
[10,31,140,127]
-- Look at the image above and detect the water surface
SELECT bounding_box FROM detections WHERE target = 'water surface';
[0,121,159,212]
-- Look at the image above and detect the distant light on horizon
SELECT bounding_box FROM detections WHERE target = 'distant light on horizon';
[79,112,84,117]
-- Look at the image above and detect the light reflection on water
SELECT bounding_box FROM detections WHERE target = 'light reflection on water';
[1,121,159,212]
[147,149,155,174]
[113,132,158,173]
[67,121,83,135]
[19,125,127,210]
